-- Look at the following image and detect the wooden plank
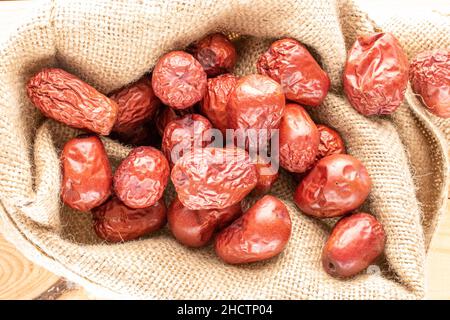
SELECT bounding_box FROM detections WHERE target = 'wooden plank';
[425,202,450,299]
[0,0,449,300]
[0,231,61,299]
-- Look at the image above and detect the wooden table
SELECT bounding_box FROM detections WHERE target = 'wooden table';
[0,0,449,300]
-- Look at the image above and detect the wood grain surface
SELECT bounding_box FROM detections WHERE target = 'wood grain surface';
[0,0,449,300]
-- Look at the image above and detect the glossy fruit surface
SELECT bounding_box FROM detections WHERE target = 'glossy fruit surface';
[200,73,238,134]
[253,156,279,195]
[343,32,409,116]
[168,198,241,247]
[162,114,212,166]
[190,33,237,77]
[27,68,118,135]
[114,146,169,209]
[152,51,207,109]
[110,75,160,133]
[294,154,372,218]
[257,38,330,106]
[316,124,346,161]
[61,135,112,211]
[215,195,291,264]
[322,212,386,278]
[279,103,319,173]
[410,48,450,118]
[93,197,166,243]
[228,74,285,132]
[171,147,258,210]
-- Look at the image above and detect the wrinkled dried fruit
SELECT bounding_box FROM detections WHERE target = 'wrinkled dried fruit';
[162,114,213,166]
[410,48,450,118]
[257,38,330,106]
[253,156,279,195]
[190,33,237,77]
[343,32,409,116]
[27,68,118,135]
[92,197,166,243]
[171,147,258,210]
[152,51,207,110]
[114,146,169,209]
[316,124,346,161]
[228,74,285,131]
[279,103,319,173]
[322,212,386,278]
[155,105,181,136]
[200,73,238,134]
[168,198,242,247]
[294,154,372,218]
[110,75,161,134]
[61,135,112,211]
[215,195,291,264]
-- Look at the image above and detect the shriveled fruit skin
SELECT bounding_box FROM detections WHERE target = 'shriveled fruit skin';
[343,32,409,116]
[228,74,285,132]
[110,75,161,134]
[152,51,207,110]
[200,73,238,134]
[215,195,292,264]
[168,198,242,247]
[190,33,237,77]
[155,105,194,136]
[322,213,386,278]
[316,125,346,159]
[171,147,258,210]
[294,154,372,218]
[162,114,213,166]
[92,197,167,243]
[410,48,450,118]
[279,103,319,173]
[113,146,169,209]
[257,38,330,107]
[61,135,112,211]
[27,68,118,135]
[253,156,279,195]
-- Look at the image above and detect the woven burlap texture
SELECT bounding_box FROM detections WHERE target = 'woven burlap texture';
[0,0,448,299]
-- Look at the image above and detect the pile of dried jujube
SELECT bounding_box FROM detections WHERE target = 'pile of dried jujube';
[26,32,449,278]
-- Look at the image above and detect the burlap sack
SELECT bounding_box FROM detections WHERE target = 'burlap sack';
[0,0,448,299]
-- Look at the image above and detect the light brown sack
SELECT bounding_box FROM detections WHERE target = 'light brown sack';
[0,0,448,299]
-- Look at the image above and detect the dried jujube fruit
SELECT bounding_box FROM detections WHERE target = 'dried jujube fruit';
[110,75,161,134]
[410,48,450,118]
[171,147,258,210]
[253,156,279,195]
[294,154,372,218]
[168,198,242,247]
[322,213,386,278]
[316,124,346,161]
[228,74,285,132]
[155,105,184,136]
[61,135,112,211]
[162,114,213,166]
[27,68,118,135]
[215,195,292,264]
[257,38,330,106]
[279,103,319,173]
[343,32,409,116]
[92,197,167,243]
[200,73,238,134]
[190,33,237,77]
[152,51,207,110]
[113,146,169,209]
